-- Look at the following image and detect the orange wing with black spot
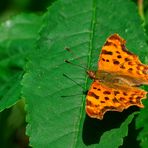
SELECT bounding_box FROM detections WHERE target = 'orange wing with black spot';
[99,34,148,85]
[86,80,147,120]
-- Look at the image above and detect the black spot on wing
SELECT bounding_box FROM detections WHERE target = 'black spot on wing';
[116,51,120,54]
[104,97,109,100]
[103,91,111,95]
[119,97,125,101]
[120,65,126,69]
[102,58,105,61]
[112,98,119,103]
[113,59,120,65]
[109,34,121,42]
[125,58,130,62]
[93,87,97,90]
[101,101,105,103]
[128,68,133,71]
[101,58,110,62]
[123,92,128,96]
[88,92,99,100]
[117,55,122,58]
[104,41,117,48]
[102,50,113,55]
[114,91,120,96]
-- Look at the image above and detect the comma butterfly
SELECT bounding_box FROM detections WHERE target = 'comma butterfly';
[86,34,148,120]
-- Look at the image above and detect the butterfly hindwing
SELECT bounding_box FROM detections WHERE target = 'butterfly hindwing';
[86,80,147,120]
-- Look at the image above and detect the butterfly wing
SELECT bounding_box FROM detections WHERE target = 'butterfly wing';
[86,80,147,120]
[98,34,148,85]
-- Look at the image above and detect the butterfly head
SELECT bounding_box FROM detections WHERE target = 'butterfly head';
[87,70,96,79]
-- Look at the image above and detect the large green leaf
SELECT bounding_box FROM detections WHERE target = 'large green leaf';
[0,13,42,111]
[22,0,148,147]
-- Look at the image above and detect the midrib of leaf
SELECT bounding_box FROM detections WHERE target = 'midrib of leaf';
[74,0,97,147]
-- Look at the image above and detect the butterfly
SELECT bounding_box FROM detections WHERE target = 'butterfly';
[86,34,148,120]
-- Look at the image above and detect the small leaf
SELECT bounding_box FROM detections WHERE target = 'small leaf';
[98,112,138,148]
[0,72,22,112]
[0,13,42,111]
[136,98,148,148]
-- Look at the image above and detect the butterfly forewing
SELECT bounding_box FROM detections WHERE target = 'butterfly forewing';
[98,34,148,85]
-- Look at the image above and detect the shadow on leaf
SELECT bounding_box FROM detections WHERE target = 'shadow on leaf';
[82,106,139,145]
[120,116,142,148]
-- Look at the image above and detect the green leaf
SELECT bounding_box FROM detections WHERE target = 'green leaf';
[0,13,42,71]
[98,112,138,148]
[0,72,22,112]
[22,0,148,147]
[136,88,148,148]
[0,13,42,111]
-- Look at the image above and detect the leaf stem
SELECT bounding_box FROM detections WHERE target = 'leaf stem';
[138,0,145,21]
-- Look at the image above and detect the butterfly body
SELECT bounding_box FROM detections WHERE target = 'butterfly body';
[88,70,147,87]
[86,34,148,120]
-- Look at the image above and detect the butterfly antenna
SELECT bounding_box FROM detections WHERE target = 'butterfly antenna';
[63,47,88,97]
[62,73,88,97]
[65,47,71,52]
[65,47,88,70]
[64,60,87,70]
[63,73,84,89]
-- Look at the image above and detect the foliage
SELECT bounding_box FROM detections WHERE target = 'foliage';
[0,0,148,147]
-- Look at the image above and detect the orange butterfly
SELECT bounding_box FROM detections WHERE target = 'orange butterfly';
[86,34,148,120]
